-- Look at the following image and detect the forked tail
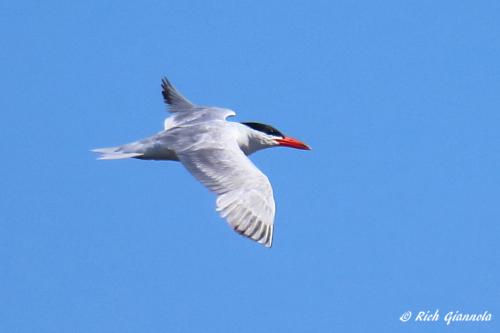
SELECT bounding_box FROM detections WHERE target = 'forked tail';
[91,146,144,160]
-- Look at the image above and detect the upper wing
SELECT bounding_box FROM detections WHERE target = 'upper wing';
[161,77,236,130]
[169,125,275,247]
[161,77,195,112]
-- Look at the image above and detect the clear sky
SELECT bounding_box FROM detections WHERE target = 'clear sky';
[1,1,499,332]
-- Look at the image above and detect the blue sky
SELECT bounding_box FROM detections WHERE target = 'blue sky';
[1,0,499,332]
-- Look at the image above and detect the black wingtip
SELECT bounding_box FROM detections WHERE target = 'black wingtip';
[161,77,174,105]
[160,76,194,108]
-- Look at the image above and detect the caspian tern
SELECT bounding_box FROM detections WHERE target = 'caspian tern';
[93,78,310,247]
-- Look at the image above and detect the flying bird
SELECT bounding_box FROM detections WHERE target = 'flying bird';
[93,78,310,247]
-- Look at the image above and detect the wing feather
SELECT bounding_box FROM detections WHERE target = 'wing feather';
[160,77,236,130]
[161,77,194,112]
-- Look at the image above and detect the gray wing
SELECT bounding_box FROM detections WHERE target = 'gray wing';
[161,77,236,130]
[161,77,195,112]
[169,125,275,247]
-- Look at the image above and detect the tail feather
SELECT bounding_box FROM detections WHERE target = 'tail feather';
[91,147,144,160]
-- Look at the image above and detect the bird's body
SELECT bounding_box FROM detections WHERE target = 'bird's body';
[93,78,309,247]
[95,121,268,161]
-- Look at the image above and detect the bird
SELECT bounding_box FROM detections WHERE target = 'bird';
[93,77,310,248]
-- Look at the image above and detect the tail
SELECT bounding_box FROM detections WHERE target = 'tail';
[91,146,144,160]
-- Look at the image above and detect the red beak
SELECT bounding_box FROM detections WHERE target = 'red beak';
[276,137,311,150]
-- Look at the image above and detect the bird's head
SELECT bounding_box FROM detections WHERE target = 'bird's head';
[241,122,311,151]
